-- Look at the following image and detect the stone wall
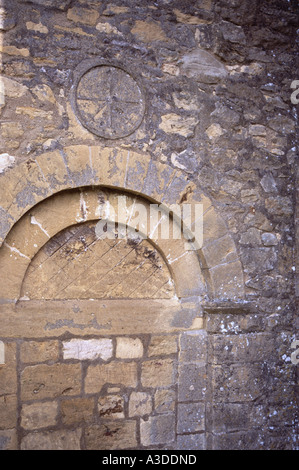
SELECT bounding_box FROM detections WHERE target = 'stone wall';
[0,0,298,450]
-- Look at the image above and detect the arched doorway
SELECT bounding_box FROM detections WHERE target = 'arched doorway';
[0,147,244,449]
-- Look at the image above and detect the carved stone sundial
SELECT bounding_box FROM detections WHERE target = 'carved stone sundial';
[73,64,145,139]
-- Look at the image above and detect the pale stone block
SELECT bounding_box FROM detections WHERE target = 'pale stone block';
[0,343,17,396]
[116,337,143,359]
[63,338,113,361]
[129,391,152,417]
[159,113,198,137]
[21,401,58,430]
[98,395,124,419]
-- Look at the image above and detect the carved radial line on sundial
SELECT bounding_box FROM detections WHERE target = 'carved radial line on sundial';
[75,65,145,139]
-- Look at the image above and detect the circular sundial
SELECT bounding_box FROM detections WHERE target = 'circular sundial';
[74,64,145,139]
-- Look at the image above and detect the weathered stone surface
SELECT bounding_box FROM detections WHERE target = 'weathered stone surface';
[0,395,18,429]
[177,433,206,451]
[178,364,207,402]
[98,395,124,419]
[141,359,175,388]
[159,113,198,137]
[154,389,176,414]
[116,337,143,359]
[60,397,94,425]
[140,414,175,446]
[0,299,187,338]
[148,335,178,357]
[131,20,168,42]
[20,340,59,364]
[85,421,137,450]
[0,153,15,174]
[180,49,228,83]
[21,401,58,430]
[67,7,99,25]
[21,429,81,450]
[63,338,113,361]
[129,391,152,417]
[177,402,205,433]
[21,363,82,401]
[179,330,207,363]
[85,362,138,394]
[0,343,17,396]
[0,429,17,450]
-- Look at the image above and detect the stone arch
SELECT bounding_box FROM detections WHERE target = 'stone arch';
[0,146,245,450]
[0,146,245,302]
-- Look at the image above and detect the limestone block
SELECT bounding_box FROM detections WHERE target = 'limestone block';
[0,343,17,396]
[63,338,113,361]
[4,212,50,259]
[179,330,207,363]
[140,414,175,446]
[0,299,185,338]
[142,159,177,202]
[21,429,81,450]
[154,389,176,414]
[0,153,15,174]
[129,391,152,417]
[141,359,175,388]
[90,146,129,188]
[62,146,95,187]
[178,363,207,402]
[0,46,30,57]
[85,362,137,394]
[159,113,199,137]
[1,122,24,139]
[180,48,227,84]
[34,151,69,192]
[116,337,143,359]
[21,363,82,401]
[0,395,18,429]
[20,340,59,364]
[85,421,137,450]
[98,395,124,419]
[0,243,30,299]
[124,152,150,194]
[212,364,265,402]
[131,20,168,42]
[201,234,238,269]
[177,402,205,433]
[208,260,244,300]
[148,335,178,357]
[210,334,274,364]
[61,397,94,425]
[21,401,58,430]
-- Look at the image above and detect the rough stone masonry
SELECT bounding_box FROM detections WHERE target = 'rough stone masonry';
[0,0,298,450]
